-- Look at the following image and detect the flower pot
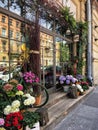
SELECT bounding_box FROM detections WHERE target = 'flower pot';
[34,95,42,106]
[26,122,40,130]
[19,127,23,130]
[63,86,69,92]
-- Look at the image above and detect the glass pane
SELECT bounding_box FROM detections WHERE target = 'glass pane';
[40,32,54,88]
[55,37,70,75]
[0,37,9,62]
[10,40,22,62]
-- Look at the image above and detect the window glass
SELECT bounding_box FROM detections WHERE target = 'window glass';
[2,16,6,23]
[2,28,6,37]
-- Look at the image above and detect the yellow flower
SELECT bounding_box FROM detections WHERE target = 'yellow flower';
[0,127,6,130]
[16,91,24,96]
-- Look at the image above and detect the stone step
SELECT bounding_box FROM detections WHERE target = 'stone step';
[41,87,94,130]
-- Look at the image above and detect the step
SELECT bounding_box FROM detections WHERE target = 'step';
[41,87,94,130]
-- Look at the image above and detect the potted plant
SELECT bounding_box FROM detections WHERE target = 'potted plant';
[22,71,42,106]
[59,75,78,92]
[22,111,40,130]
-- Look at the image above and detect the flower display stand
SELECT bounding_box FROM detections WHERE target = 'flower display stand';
[26,122,40,130]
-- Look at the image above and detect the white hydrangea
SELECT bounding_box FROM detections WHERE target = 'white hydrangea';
[30,96,35,104]
[24,96,35,106]
[11,107,19,113]
[4,105,11,115]
[24,98,31,106]
[23,93,31,98]
[11,100,20,108]
[76,84,84,92]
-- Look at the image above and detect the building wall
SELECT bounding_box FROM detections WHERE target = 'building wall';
[92,1,98,84]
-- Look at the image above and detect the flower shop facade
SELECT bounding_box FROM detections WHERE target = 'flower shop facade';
[0,0,93,130]
[0,0,89,90]
[0,0,75,90]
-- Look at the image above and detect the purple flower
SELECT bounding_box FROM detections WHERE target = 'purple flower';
[66,80,70,85]
[71,78,77,83]
[59,76,66,81]
[60,80,64,84]
[69,75,73,80]
[66,75,70,80]
[23,71,39,84]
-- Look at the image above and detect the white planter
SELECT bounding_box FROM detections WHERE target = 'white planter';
[63,86,69,92]
[26,122,40,130]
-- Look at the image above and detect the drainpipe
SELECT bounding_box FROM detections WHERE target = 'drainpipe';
[87,0,93,85]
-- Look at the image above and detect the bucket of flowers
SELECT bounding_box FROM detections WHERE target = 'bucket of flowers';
[59,75,78,92]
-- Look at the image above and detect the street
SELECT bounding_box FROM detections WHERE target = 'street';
[54,86,98,130]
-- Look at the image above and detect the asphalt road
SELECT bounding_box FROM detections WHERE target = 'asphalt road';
[54,86,98,130]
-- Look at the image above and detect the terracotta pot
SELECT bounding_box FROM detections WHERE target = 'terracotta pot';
[34,95,42,106]
[77,91,80,96]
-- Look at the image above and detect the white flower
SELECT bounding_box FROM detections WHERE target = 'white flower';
[76,84,84,92]
[24,96,35,106]
[29,96,35,104]
[23,93,31,98]
[72,84,75,86]
[11,100,20,108]
[16,91,24,96]
[4,105,11,115]
[24,99,31,106]
[11,107,19,113]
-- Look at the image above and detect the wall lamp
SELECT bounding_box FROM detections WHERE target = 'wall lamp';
[95,38,98,41]
[95,26,98,28]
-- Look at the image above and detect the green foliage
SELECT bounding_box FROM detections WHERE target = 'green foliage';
[60,43,69,62]
[61,7,77,30]
[23,111,40,129]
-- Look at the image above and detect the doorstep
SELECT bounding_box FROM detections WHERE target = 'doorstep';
[40,86,95,130]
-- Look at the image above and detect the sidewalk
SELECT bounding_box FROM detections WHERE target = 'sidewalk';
[41,86,95,130]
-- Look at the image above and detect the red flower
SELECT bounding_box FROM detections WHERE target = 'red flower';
[4,112,23,129]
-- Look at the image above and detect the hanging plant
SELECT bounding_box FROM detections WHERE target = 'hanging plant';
[76,21,88,74]
[61,7,77,33]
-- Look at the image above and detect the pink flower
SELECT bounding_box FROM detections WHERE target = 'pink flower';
[3,84,13,91]
[17,84,23,91]
[0,118,5,126]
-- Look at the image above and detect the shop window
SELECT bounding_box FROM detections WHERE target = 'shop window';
[2,40,7,51]
[2,15,6,23]
[2,28,6,37]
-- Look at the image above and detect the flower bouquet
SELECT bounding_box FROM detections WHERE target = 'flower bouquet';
[81,81,89,91]
[0,71,40,130]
